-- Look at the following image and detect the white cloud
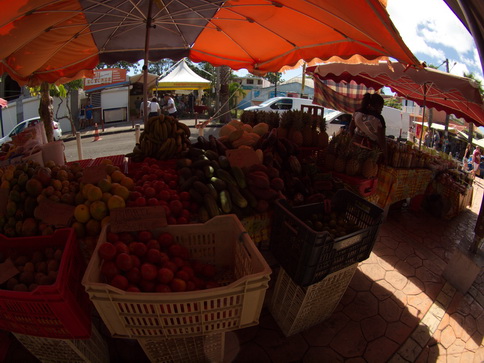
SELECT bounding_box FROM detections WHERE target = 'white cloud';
[387,0,482,80]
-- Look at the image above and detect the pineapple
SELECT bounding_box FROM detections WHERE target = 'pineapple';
[278,110,293,139]
[362,149,381,179]
[345,145,362,176]
[288,111,304,146]
[334,149,347,173]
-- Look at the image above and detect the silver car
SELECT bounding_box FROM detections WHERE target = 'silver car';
[0,117,62,146]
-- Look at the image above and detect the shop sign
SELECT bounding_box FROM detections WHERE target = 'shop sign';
[84,68,127,91]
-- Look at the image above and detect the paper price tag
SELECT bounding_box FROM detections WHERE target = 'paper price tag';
[0,259,19,285]
[34,199,75,227]
[109,206,167,232]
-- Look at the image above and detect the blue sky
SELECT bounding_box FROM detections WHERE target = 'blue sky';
[236,0,483,83]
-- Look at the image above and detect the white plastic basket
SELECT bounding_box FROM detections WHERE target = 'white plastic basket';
[13,323,109,363]
[138,332,225,363]
[82,215,272,338]
[269,263,358,337]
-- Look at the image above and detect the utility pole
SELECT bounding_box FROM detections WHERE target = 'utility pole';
[214,67,220,123]
[443,59,451,153]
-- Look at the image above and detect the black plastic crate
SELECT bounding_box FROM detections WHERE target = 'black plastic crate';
[270,189,383,287]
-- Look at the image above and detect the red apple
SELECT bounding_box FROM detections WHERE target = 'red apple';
[114,241,129,255]
[106,232,119,243]
[146,239,161,250]
[127,286,141,292]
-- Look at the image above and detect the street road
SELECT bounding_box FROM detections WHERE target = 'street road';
[64,131,137,162]
[63,123,221,163]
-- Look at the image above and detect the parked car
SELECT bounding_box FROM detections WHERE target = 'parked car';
[0,117,62,146]
[243,97,316,113]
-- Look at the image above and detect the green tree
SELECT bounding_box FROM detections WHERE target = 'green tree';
[264,72,284,96]
[384,98,402,110]
[30,80,84,136]
[229,82,246,118]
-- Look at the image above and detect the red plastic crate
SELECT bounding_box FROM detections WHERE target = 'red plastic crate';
[0,229,92,338]
[90,155,126,168]
[66,159,93,168]
[332,171,378,197]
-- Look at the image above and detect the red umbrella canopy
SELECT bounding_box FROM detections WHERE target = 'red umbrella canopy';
[307,62,484,126]
[0,0,420,86]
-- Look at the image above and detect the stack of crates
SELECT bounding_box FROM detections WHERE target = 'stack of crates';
[82,215,272,362]
[0,228,110,362]
[269,190,383,336]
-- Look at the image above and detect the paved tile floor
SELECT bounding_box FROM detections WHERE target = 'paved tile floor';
[2,180,483,362]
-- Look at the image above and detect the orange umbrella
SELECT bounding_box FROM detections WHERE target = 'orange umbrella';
[0,0,420,86]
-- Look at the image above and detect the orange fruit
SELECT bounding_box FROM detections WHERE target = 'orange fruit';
[111,170,124,183]
[87,185,103,202]
[82,183,94,199]
[120,176,135,191]
[89,200,108,221]
[101,159,113,166]
[51,179,62,191]
[74,204,91,223]
[107,195,126,211]
[102,192,113,203]
[112,184,130,201]
[97,178,112,193]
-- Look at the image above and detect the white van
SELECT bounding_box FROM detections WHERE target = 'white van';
[244,97,315,113]
[325,106,410,140]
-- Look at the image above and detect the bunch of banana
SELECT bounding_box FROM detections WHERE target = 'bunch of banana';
[126,115,191,161]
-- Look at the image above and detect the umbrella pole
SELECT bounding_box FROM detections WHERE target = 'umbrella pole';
[418,84,428,150]
[143,0,154,125]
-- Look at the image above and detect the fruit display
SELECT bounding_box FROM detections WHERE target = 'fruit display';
[127,115,191,162]
[97,229,221,293]
[127,158,193,225]
[323,132,380,179]
[0,245,63,292]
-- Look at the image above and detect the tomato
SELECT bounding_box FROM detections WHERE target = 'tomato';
[98,242,116,261]
[147,198,159,206]
[129,191,141,201]
[115,253,133,272]
[143,187,156,198]
[181,209,191,219]
[138,230,153,242]
[110,275,129,290]
[167,216,177,225]
[135,197,147,207]
[101,261,119,279]
[140,263,158,281]
[158,190,171,201]
[177,216,188,224]
[158,232,174,248]
[169,200,183,216]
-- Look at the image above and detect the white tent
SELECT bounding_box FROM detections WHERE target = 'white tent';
[155,59,211,94]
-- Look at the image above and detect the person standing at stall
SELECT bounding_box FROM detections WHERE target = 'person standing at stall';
[462,144,471,171]
[148,97,161,118]
[348,93,387,161]
[163,94,178,119]
[472,147,481,177]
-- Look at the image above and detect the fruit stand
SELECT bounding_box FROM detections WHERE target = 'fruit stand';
[0,108,470,362]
